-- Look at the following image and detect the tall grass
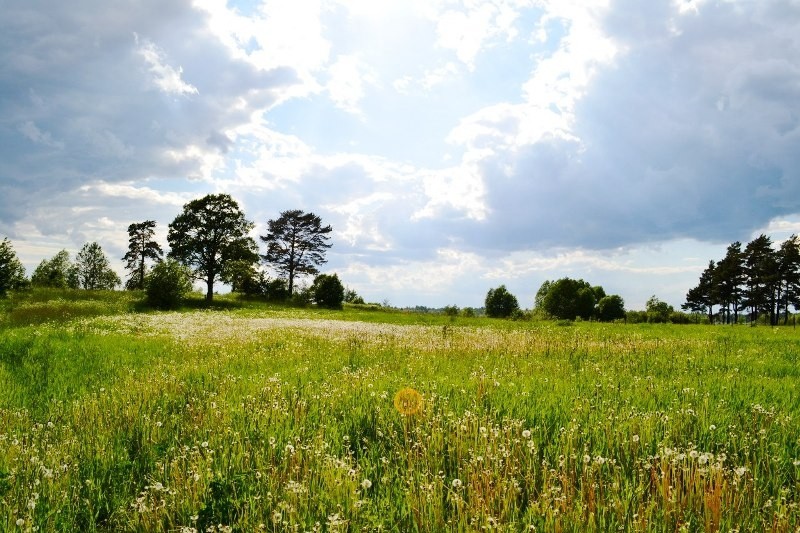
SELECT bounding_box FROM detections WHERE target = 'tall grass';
[0,305,798,531]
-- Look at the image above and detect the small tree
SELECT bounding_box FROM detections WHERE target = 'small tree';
[0,238,27,297]
[344,287,365,304]
[646,295,674,323]
[145,259,193,309]
[74,242,120,290]
[168,194,258,302]
[311,273,345,309]
[485,285,519,318]
[260,210,333,295]
[122,220,163,290]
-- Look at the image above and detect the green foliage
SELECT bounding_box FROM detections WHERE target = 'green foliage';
[484,285,519,318]
[311,273,345,309]
[443,305,459,317]
[145,259,193,309]
[122,220,163,290]
[31,250,77,289]
[596,294,626,322]
[260,210,333,295]
[74,242,120,290]
[461,306,476,318]
[344,287,365,305]
[646,295,674,323]
[538,277,596,320]
[168,194,258,302]
[0,238,27,297]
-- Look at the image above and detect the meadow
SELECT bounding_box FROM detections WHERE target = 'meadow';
[0,291,799,532]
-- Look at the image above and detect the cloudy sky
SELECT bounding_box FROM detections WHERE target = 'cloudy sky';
[2,0,800,310]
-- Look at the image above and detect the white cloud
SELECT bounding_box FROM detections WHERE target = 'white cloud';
[135,34,199,96]
[326,55,378,115]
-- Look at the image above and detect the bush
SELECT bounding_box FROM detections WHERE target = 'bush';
[145,259,193,310]
[311,274,345,309]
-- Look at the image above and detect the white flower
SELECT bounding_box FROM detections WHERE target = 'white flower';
[361,479,372,490]
[451,478,462,489]
[632,434,640,443]
[583,454,591,464]
[16,519,24,526]
[522,430,531,439]
[735,467,747,477]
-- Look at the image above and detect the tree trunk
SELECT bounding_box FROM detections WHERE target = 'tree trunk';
[206,277,214,302]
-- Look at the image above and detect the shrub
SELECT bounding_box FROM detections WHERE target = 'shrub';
[311,274,345,310]
[145,259,193,310]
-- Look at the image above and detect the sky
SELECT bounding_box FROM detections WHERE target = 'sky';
[1,0,800,310]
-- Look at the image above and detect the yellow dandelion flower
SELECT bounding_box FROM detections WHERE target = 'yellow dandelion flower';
[394,387,423,415]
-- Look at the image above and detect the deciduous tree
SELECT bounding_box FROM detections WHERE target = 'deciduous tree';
[168,194,258,302]
[74,242,120,290]
[485,285,519,318]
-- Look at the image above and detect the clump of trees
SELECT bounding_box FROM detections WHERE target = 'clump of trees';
[534,278,625,322]
[683,234,800,325]
[30,243,119,290]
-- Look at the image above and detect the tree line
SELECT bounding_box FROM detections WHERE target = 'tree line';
[0,194,346,309]
[682,234,800,325]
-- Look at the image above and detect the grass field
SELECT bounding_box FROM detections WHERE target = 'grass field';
[1,290,799,531]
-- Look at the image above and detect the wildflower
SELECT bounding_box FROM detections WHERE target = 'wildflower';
[632,434,640,443]
[451,478,463,488]
[361,479,372,490]
[16,518,24,527]
[394,388,423,415]
[201,441,209,448]
[735,467,747,477]
[583,454,591,464]
[522,429,531,439]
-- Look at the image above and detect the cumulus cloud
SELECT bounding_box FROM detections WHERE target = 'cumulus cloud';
[2,0,800,309]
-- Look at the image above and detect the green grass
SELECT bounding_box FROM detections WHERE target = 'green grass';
[0,291,799,531]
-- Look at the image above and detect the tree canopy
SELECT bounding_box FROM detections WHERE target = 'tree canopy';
[167,194,258,302]
[123,220,163,290]
[260,210,333,295]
